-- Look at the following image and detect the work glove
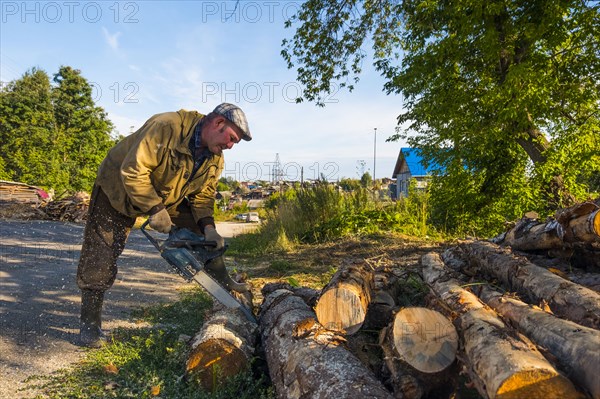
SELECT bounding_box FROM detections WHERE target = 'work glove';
[204,226,225,250]
[148,208,172,233]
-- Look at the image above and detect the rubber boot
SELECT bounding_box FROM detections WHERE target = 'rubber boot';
[79,289,107,348]
[204,256,249,293]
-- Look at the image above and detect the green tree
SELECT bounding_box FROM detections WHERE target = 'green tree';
[0,66,116,194]
[217,181,229,192]
[360,172,372,188]
[218,176,240,191]
[0,68,64,188]
[339,177,361,191]
[282,0,600,234]
[52,66,115,192]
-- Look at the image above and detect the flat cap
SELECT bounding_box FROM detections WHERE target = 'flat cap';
[212,103,251,141]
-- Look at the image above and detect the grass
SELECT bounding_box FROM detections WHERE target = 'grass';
[25,288,274,399]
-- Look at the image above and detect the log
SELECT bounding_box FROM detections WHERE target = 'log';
[314,262,373,334]
[459,240,600,329]
[379,307,458,399]
[477,286,600,399]
[556,201,600,242]
[421,252,582,399]
[500,204,600,251]
[260,288,393,399]
[502,217,563,250]
[185,307,258,390]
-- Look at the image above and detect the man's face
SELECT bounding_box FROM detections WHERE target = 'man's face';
[201,116,241,155]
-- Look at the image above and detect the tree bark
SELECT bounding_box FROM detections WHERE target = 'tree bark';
[514,115,576,208]
[260,289,393,399]
[185,307,258,390]
[458,240,600,329]
[314,262,373,334]
[379,307,458,399]
[421,252,581,399]
[261,281,320,308]
[501,217,563,251]
[478,286,600,399]
[561,207,600,243]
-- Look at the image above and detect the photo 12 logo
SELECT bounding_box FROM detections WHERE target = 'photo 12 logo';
[90,81,139,104]
[201,81,339,104]
[200,1,302,23]
[222,161,340,182]
[1,1,140,24]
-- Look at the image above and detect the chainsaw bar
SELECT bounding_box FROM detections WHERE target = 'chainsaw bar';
[192,270,256,322]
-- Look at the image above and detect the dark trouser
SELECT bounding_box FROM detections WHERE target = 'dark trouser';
[76,185,199,292]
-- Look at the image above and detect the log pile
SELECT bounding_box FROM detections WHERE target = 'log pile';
[422,252,584,399]
[180,200,599,398]
[418,200,600,398]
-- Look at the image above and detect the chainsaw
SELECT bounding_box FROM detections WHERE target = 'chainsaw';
[140,220,256,323]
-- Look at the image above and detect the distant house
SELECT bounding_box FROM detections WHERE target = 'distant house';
[391,148,441,198]
[247,199,265,209]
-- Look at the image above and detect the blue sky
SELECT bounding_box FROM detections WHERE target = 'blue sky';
[1,1,408,181]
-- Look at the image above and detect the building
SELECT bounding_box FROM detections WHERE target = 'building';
[391,148,441,198]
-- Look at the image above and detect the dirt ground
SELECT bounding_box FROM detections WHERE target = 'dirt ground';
[0,219,256,399]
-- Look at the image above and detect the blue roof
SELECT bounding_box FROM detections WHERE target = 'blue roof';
[397,148,442,177]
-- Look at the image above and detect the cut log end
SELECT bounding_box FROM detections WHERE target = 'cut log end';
[392,307,458,373]
[186,340,248,390]
[593,209,600,236]
[315,285,367,334]
[496,369,584,399]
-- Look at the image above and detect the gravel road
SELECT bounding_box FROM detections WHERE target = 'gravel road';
[0,219,256,399]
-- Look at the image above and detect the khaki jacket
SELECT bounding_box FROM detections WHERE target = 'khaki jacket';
[96,110,223,222]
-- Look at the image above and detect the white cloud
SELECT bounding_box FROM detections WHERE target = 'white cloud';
[102,27,122,51]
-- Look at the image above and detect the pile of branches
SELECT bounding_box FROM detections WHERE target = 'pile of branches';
[42,192,90,223]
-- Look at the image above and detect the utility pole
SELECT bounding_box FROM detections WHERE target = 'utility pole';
[373,127,377,184]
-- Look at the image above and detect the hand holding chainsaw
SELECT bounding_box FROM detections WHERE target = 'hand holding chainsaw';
[148,208,173,233]
[204,226,225,250]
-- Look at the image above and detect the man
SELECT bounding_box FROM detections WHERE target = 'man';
[76,103,251,347]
